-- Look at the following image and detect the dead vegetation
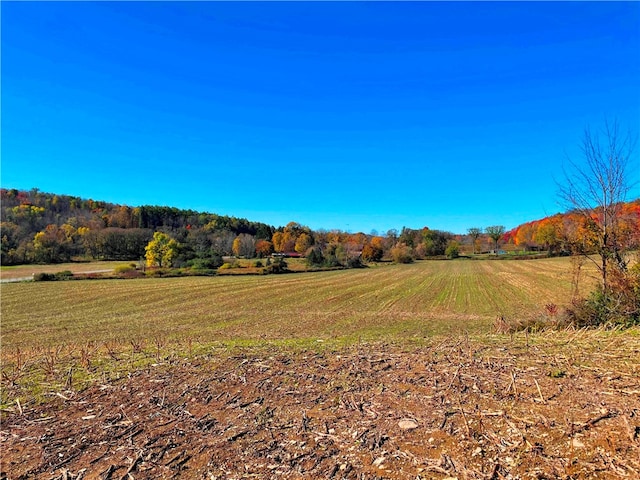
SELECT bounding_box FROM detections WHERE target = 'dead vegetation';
[2,330,639,479]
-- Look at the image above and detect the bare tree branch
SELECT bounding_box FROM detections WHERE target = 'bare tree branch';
[558,120,638,292]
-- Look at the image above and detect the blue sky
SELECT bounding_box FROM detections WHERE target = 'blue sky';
[3,2,639,234]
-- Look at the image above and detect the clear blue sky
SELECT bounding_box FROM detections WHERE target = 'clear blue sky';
[3,2,639,234]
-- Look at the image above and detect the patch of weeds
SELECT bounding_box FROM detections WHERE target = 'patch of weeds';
[548,369,566,378]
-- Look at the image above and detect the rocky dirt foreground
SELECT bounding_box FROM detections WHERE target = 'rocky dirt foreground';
[2,332,639,479]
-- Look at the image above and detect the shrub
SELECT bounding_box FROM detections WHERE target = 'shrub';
[306,247,324,267]
[189,255,223,270]
[254,260,263,267]
[346,256,364,268]
[323,254,341,268]
[146,268,168,277]
[362,244,383,262]
[390,244,414,264]
[115,264,135,274]
[445,241,460,259]
[33,270,74,281]
[33,272,56,281]
[564,266,639,328]
[265,258,288,274]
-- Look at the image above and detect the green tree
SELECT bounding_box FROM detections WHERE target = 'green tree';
[445,241,460,259]
[306,247,325,267]
[145,232,179,268]
[422,229,451,256]
[485,225,505,253]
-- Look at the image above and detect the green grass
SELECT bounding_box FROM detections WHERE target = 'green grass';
[1,257,598,350]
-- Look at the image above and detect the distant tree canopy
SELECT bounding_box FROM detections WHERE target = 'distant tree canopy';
[0,189,273,265]
[503,200,640,256]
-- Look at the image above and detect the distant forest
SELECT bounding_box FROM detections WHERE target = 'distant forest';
[1,188,639,267]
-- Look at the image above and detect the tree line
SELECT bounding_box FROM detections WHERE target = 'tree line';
[0,188,496,268]
[0,188,274,266]
[2,188,638,271]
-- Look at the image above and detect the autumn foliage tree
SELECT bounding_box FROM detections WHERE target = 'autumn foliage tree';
[232,233,256,258]
[362,242,384,262]
[294,233,313,255]
[390,243,414,264]
[33,224,77,263]
[145,232,179,268]
[255,239,274,258]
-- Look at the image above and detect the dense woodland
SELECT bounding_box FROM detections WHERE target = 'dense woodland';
[1,188,639,268]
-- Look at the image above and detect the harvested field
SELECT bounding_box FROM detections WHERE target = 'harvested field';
[2,331,639,479]
[0,258,597,349]
[3,258,637,479]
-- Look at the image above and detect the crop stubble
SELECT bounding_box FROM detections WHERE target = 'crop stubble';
[2,258,639,479]
[1,258,595,350]
[1,332,639,479]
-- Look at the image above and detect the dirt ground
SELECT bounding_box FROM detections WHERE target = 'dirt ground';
[2,334,639,479]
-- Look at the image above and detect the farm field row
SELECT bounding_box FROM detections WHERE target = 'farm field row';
[1,257,597,350]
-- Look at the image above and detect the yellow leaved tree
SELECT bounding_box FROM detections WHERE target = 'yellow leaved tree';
[145,232,179,268]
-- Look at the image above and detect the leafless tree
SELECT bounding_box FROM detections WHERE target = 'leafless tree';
[467,227,483,254]
[559,120,637,293]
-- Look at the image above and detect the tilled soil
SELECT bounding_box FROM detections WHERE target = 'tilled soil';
[2,336,639,479]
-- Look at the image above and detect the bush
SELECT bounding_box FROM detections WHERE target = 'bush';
[33,270,74,281]
[54,270,74,280]
[346,256,364,268]
[146,268,168,277]
[390,244,414,264]
[362,244,383,262]
[265,258,288,274]
[565,266,640,328]
[306,247,324,267]
[254,260,263,268]
[445,241,460,259]
[115,264,135,274]
[33,272,56,281]
[189,255,223,270]
[323,254,341,268]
